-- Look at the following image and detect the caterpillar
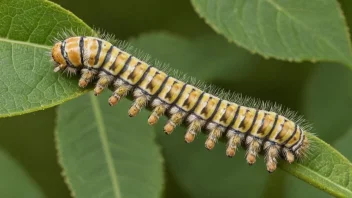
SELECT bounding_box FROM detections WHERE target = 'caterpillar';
[51,34,310,173]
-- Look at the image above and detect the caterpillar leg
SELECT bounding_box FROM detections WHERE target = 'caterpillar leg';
[129,89,148,117]
[264,142,280,173]
[184,119,202,143]
[226,132,243,157]
[108,83,131,106]
[94,73,113,96]
[283,148,295,163]
[63,67,78,76]
[79,68,97,88]
[164,112,184,135]
[53,64,66,72]
[148,105,166,125]
[205,127,222,150]
[246,136,261,165]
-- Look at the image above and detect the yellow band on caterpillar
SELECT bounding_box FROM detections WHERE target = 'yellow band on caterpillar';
[51,35,310,173]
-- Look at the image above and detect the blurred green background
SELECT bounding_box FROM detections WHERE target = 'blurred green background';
[0,0,351,197]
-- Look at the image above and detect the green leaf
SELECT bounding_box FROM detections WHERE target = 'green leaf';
[191,0,352,69]
[128,33,352,197]
[2,0,351,195]
[268,62,352,198]
[0,108,71,198]
[0,0,93,118]
[279,134,352,197]
[51,0,213,38]
[55,92,164,198]
[286,125,352,198]
[0,148,45,198]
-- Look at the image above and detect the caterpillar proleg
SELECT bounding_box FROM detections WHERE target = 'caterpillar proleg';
[51,33,311,173]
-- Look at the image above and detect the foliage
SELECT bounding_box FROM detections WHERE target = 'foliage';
[0,0,351,197]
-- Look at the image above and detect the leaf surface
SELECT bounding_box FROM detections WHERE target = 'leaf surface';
[0,0,92,118]
[0,148,45,198]
[55,92,164,198]
[0,108,71,198]
[191,0,352,68]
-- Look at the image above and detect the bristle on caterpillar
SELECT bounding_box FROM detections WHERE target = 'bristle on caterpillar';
[51,30,313,172]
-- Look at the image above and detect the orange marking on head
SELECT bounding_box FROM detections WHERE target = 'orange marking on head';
[51,42,66,67]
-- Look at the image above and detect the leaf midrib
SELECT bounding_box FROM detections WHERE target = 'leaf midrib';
[90,93,122,198]
[0,37,51,50]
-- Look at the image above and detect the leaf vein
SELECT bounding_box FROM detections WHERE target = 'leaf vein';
[256,0,269,48]
[90,94,122,198]
[266,0,352,63]
[0,37,51,50]
[275,9,294,56]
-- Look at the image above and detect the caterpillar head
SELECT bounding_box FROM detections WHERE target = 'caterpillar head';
[51,42,67,72]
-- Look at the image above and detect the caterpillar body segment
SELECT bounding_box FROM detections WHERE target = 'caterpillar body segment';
[51,36,310,172]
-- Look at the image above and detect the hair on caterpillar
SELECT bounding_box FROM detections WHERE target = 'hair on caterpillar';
[53,27,314,131]
[52,27,314,132]
[52,28,315,171]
